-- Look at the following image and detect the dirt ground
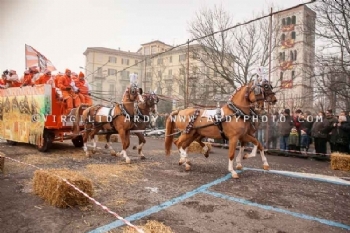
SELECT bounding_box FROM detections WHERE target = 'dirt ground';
[0,136,349,233]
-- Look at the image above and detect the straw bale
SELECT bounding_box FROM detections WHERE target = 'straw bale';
[122,220,174,233]
[331,153,350,171]
[187,141,212,154]
[96,134,118,142]
[33,169,93,208]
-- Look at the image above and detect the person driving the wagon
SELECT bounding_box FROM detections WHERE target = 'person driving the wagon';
[57,68,81,115]
[74,71,92,106]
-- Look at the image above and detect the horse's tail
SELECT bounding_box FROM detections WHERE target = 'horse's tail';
[165,109,179,156]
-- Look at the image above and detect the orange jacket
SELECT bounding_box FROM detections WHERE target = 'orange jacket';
[57,75,72,90]
[74,79,89,95]
[35,74,51,85]
[22,74,34,86]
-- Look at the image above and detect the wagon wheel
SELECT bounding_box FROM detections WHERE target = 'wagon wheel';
[37,130,54,152]
[6,140,18,146]
[72,135,84,148]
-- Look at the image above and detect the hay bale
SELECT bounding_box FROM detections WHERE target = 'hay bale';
[33,169,93,208]
[96,134,118,142]
[97,135,106,142]
[122,220,174,233]
[187,141,212,154]
[331,153,350,171]
[110,134,119,142]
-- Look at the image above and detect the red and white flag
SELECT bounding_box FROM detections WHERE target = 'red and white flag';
[25,44,56,72]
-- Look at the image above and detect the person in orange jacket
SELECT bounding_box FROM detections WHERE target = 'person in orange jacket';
[35,69,55,87]
[74,72,93,106]
[21,67,39,87]
[5,70,22,87]
[57,69,81,115]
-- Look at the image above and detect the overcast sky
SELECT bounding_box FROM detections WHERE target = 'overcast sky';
[0,0,310,74]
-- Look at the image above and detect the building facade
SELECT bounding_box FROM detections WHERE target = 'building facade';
[272,5,316,112]
[83,40,232,109]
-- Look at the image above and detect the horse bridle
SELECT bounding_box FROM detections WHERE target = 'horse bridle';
[245,81,275,103]
[137,92,159,114]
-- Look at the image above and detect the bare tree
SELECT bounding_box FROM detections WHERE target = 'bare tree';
[188,5,280,90]
[311,0,350,112]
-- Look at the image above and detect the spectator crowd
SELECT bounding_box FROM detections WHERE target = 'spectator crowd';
[258,108,350,155]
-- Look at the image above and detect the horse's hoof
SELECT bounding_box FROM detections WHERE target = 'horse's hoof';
[232,173,239,179]
[126,158,131,164]
[115,152,121,157]
[185,164,191,171]
[85,152,91,158]
[204,154,209,158]
[236,165,243,170]
[243,154,249,159]
[263,165,270,170]
[179,161,184,166]
[186,160,192,165]
[91,150,97,154]
[104,144,109,149]
[140,156,146,160]
[132,145,137,150]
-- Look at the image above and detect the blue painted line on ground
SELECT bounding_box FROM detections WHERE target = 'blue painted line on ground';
[88,172,238,233]
[203,190,350,231]
[243,167,350,186]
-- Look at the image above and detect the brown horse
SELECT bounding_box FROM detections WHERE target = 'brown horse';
[100,91,159,159]
[73,83,144,163]
[165,81,276,178]
[130,91,159,159]
[181,81,277,170]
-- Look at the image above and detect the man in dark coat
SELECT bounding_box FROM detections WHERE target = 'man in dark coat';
[278,109,294,152]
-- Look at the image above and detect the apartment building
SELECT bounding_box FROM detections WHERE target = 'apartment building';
[83,40,232,108]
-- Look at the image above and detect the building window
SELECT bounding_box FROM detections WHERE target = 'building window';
[158,71,162,79]
[96,82,102,92]
[291,71,295,79]
[280,72,284,80]
[290,51,294,61]
[281,34,285,42]
[179,68,185,75]
[122,58,129,65]
[135,60,138,66]
[282,18,286,26]
[157,58,163,65]
[146,59,152,66]
[287,17,291,25]
[291,31,296,40]
[294,50,297,61]
[168,69,172,76]
[179,54,186,62]
[151,46,157,54]
[144,47,150,55]
[166,85,172,96]
[109,56,116,63]
[169,56,172,63]
[109,84,115,93]
[108,69,116,76]
[96,67,102,76]
[279,52,285,62]
[121,70,129,79]
[292,15,296,24]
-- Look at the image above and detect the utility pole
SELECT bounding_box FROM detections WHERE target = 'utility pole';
[186,39,190,108]
[266,7,273,149]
